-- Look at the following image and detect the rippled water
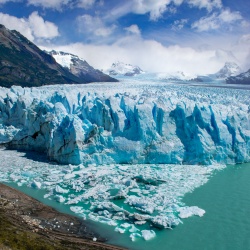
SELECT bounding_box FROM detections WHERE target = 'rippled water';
[107,163,250,250]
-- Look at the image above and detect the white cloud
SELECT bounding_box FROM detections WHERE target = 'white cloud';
[0,12,59,41]
[239,34,250,44]
[192,9,243,32]
[108,0,223,22]
[187,0,222,12]
[27,0,70,10]
[124,24,141,35]
[171,19,188,30]
[28,12,59,39]
[107,0,172,21]
[27,0,95,10]
[131,0,170,21]
[76,0,95,9]
[0,12,34,40]
[0,0,21,3]
[42,35,243,76]
[130,0,222,20]
[234,34,250,70]
[77,14,116,37]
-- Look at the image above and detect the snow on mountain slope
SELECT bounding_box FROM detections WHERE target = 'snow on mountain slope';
[108,61,144,76]
[48,50,118,83]
[50,51,75,68]
[0,82,249,166]
[226,69,250,85]
[215,62,241,79]
[0,24,82,88]
[157,71,196,81]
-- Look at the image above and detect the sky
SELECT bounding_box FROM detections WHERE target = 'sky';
[0,0,250,75]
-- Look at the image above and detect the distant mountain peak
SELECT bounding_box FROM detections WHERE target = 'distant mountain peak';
[226,68,250,85]
[0,24,82,88]
[47,50,118,83]
[215,61,241,79]
[108,61,144,76]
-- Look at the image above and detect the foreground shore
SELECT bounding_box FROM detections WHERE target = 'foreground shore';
[0,183,125,250]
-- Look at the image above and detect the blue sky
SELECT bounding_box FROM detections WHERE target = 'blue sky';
[0,0,249,74]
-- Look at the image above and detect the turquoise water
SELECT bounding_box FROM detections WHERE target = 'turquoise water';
[107,163,250,250]
[3,163,250,250]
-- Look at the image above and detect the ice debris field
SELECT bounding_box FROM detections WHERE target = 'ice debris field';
[0,81,249,240]
[0,149,224,241]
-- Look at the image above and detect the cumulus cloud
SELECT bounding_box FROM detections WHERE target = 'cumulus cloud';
[0,12,33,40]
[124,24,141,35]
[0,12,59,41]
[192,9,243,32]
[131,0,170,21]
[42,35,244,77]
[77,14,116,37]
[28,12,59,39]
[187,0,222,12]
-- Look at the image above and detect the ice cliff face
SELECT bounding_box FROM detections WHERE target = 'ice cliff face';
[0,83,249,165]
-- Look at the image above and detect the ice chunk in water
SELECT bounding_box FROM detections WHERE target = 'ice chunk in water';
[141,230,156,241]
[31,181,41,189]
[178,206,205,219]
[55,195,66,203]
[55,185,69,194]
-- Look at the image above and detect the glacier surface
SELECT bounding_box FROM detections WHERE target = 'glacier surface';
[0,82,249,165]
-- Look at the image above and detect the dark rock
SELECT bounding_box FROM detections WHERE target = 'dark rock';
[226,69,250,85]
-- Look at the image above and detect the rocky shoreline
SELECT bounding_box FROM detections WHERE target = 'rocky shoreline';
[0,183,125,250]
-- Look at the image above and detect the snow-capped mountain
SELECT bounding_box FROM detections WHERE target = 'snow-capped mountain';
[48,50,118,83]
[189,62,241,83]
[157,71,196,82]
[215,62,241,79]
[107,61,144,76]
[226,69,250,85]
[0,24,81,88]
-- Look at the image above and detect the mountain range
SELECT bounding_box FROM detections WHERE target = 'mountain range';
[0,24,117,88]
[48,50,117,83]
[226,69,250,85]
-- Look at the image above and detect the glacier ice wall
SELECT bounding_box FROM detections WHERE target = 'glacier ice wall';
[0,83,249,165]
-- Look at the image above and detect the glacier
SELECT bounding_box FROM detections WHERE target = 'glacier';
[0,82,249,166]
[0,80,249,241]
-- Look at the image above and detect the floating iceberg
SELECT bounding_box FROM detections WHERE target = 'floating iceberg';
[178,206,206,219]
[0,148,225,241]
[141,230,156,241]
